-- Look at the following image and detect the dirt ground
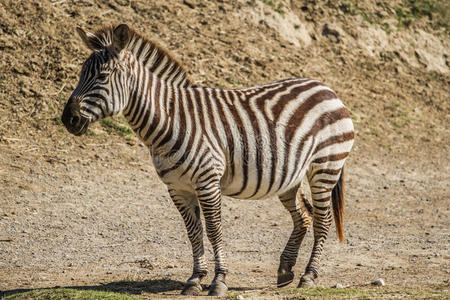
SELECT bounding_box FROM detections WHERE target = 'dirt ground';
[0,0,449,298]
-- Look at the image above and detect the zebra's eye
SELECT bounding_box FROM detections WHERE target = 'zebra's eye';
[97,73,108,81]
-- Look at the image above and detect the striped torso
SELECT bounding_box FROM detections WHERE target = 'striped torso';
[124,75,354,200]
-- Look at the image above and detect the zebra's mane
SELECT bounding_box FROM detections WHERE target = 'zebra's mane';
[93,25,193,87]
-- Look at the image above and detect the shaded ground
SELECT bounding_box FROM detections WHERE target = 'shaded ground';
[0,0,449,298]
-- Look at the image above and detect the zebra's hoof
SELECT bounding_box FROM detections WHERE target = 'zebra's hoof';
[298,276,315,288]
[181,280,202,296]
[277,269,294,287]
[208,281,228,296]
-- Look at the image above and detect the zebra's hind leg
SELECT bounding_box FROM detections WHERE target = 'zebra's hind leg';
[298,174,337,288]
[277,185,312,288]
[168,189,207,296]
[196,181,228,297]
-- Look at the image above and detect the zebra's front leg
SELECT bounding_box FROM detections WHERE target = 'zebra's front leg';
[168,189,208,296]
[196,182,228,296]
[277,187,312,287]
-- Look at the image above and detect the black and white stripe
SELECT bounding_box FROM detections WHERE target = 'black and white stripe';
[63,24,354,296]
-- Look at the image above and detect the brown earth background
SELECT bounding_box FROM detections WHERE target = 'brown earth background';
[0,0,449,298]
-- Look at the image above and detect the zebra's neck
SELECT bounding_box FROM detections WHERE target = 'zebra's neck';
[123,63,174,151]
[125,31,192,88]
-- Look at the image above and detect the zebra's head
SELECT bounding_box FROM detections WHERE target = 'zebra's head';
[62,24,131,135]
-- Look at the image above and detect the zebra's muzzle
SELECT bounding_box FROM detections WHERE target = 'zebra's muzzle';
[62,101,90,136]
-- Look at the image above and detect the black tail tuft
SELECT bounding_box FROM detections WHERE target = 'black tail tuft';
[332,167,345,242]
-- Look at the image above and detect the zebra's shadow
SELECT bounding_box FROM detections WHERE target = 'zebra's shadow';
[86,279,251,294]
[81,278,185,294]
[2,279,252,297]
[1,279,182,297]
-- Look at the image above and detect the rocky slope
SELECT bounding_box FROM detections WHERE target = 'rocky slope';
[0,0,449,298]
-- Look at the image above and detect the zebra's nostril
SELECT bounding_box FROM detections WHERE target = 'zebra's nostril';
[70,115,80,126]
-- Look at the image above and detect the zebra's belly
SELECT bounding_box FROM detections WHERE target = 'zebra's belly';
[220,154,307,200]
[217,130,315,199]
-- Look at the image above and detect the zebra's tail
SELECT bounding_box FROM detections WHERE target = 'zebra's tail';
[332,167,345,243]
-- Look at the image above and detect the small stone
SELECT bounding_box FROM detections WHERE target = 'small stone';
[372,278,385,286]
[30,88,43,98]
[20,87,32,96]
[236,295,244,300]
[335,283,344,288]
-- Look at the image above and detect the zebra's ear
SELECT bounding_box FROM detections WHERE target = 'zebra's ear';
[112,24,130,54]
[76,27,103,51]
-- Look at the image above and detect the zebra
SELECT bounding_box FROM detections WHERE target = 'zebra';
[62,24,354,296]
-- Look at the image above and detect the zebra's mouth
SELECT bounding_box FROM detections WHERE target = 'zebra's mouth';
[72,118,90,136]
[61,98,91,136]
[61,102,90,136]
[64,116,90,136]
